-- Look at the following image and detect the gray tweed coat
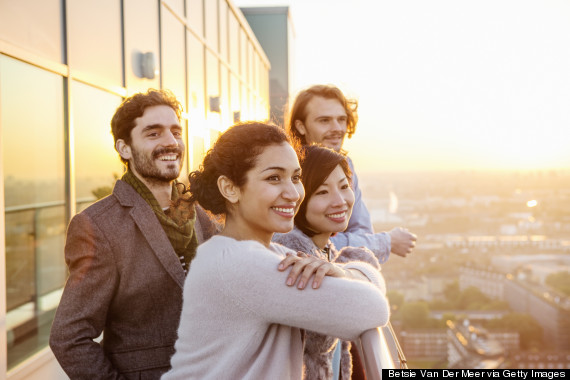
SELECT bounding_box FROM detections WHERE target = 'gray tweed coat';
[49,180,218,380]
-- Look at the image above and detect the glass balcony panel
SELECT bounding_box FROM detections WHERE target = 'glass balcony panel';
[72,81,123,211]
[1,55,66,370]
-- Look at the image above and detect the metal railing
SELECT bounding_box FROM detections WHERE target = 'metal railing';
[383,322,408,368]
[5,200,66,313]
[358,321,408,379]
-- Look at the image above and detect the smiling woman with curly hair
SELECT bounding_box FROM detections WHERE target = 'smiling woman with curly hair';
[163,122,389,380]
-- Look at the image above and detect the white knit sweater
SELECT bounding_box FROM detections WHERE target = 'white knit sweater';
[162,235,390,380]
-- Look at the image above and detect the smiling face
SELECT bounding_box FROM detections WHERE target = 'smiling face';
[117,105,185,185]
[228,142,305,245]
[304,164,355,248]
[295,96,348,152]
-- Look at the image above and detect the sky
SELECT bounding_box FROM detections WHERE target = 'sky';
[234,0,570,172]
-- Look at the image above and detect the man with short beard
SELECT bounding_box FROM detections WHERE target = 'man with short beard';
[49,89,218,380]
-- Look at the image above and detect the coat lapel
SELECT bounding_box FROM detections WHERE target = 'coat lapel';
[114,180,185,289]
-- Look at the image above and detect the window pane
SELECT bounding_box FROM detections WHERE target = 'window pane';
[161,8,187,110]
[67,0,122,85]
[124,0,160,93]
[240,31,247,78]
[206,51,219,98]
[249,44,255,93]
[206,52,220,128]
[72,81,123,211]
[0,0,63,63]
[228,12,239,70]
[163,0,184,16]
[241,85,249,120]
[220,66,230,127]
[191,136,204,171]
[252,49,259,92]
[209,129,221,147]
[188,33,206,126]
[219,0,228,61]
[204,0,218,51]
[187,0,204,36]
[230,73,241,117]
[0,56,66,370]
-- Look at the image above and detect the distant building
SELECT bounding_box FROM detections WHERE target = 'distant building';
[459,260,570,351]
[390,274,455,302]
[398,330,447,360]
[446,320,506,369]
[488,331,520,354]
[506,352,570,369]
[430,310,509,321]
[505,277,570,351]
[240,6,295,126]
[395,322,518,365]
[492,254,570,273]
[445,235,570,251]
[460,265,507,299]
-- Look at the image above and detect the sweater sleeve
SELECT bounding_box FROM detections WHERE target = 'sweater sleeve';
[216,241,390,341]
[339,261,386,295]
[334,246,386,294]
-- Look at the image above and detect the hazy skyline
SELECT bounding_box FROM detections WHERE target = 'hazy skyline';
[235,0,570,172]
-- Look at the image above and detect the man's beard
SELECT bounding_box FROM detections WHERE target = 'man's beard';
[130,146,184,185]
[322,131,345,152]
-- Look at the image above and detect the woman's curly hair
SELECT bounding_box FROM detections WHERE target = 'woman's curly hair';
[188,122,296,215]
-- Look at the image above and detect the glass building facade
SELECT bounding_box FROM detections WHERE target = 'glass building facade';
[0,1,270,378]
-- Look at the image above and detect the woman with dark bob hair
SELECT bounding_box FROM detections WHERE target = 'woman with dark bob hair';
[162,122,389,380]
[273,145,385,379]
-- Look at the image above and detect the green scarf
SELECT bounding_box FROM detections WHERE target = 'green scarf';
[122,170,198,274]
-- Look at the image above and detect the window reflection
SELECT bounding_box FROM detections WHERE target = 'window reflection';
[191,136,205,171]
[0,56,66,370]
[163,0,184,16]
[229,12,239,69]
[188,33,206,122]
[72,81,123,212]
[240,32,247,79]
[0,0,63,63]
[204,0,218,51]
[161,8,187,109]
[230,74,241,119]
[242,85,250,121]
[220,67,230,126]
[187,0,204,36]
[219,0,228,61]
[206,51,221,128]
[67,0,122,87]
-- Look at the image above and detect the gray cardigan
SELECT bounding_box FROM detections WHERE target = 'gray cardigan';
[273,227,384,380]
